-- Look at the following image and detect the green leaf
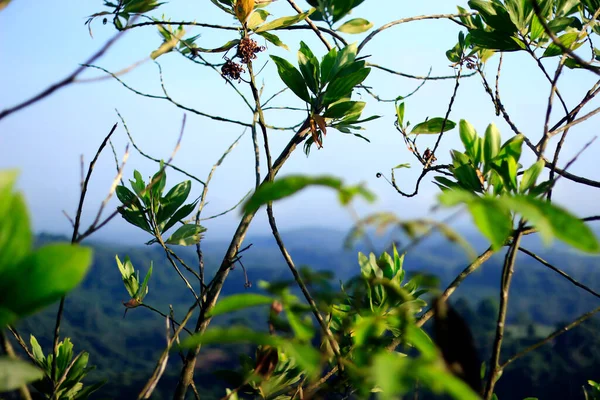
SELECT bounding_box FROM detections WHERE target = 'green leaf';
[297,42,320,94]
[0,244,92,324]
[116,185,142,209]
[484,123,502,165]
[0,192,31,276]
[504,196,600,252]
[320,47,338,84]
[151,26,186,60]
[337,18,373,34]
[411,118,457,134]
[468,0,518,33]
[178,326,321,377]
[208,293,274,317]
[468,197,512,250]
[0,357,44,392]
[162,199,199,233]
[156,181,191,227]
[118,208,151,233]
[136,262,152,300]
[438,188,476,206]
[56,338,74,379]
[543,32,583,57]
[468,29,524,51]
[396,102,405,127]
[256,31,288,50]
[270,55,311,103]
[322,101,366,119]
[165,224,206,246]
[285,304,314,341]
[520,160,545,193]
[254,8,314,33]
[30,335,45,366]
[459,120,478,159]
[243,175,374,214]
[452,151,483,192]
[247,9,269,30]
[322,67,371,105]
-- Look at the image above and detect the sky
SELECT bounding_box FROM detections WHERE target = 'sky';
[1,1,599,245]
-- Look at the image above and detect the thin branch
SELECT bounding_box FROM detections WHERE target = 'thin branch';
[173,119,312,400]
[52,122,119,382]
[285,0,333,51]
[530,0,600,76]
[139,304,193,335]
[429,65,463,162]
[416,247,495,328]
[138,305,197,400]
[368,63,476,81]
[82,63,253,128]
[484,227,524,400]
[75,57,150,83]
[518,247,600,300]
[0,28,127,121]
[116,109,206,186]
[6,326,37,365]
[358,13,477,54]
[499,305,600,370]
[266,205,343,366]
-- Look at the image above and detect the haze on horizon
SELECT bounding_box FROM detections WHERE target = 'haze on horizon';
[1,1,599,245]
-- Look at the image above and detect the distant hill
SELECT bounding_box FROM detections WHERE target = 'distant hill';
[17,228,600,399]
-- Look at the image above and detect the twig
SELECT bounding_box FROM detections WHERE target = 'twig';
[285,0,332,51]
[173,119,312,399]
[358,13,477,54]
[530,0,600,76]
[429,65,463,163]
[415,247,495,328]
[52,122,119,382]
[75,57,150,83]
[139,304,193,335]
[116,109,206,186]
[138,304,197,399]
[499,305,600,370]
[82,63,253,128]
[484,226,524,399]
[6,326,37,365]
[518,247,600,300]
[0,27,127,121]
[368,63,476,81]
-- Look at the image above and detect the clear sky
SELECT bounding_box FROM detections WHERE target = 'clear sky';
[1,1,599,244]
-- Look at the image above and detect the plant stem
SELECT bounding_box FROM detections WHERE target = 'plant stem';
[484,229,523,399]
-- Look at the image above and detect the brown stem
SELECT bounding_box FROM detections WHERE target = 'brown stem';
[285,0,332,51]
[484,229,523,399]
[172,120,311,399]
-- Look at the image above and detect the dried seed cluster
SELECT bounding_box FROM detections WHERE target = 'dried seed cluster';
[221,37,265,82]
[237,36,266,64]
[221,59,246,82]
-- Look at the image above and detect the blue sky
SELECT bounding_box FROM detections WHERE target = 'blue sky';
[1,1,599,244]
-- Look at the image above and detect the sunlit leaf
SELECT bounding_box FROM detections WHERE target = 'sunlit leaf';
[337,18,373,34]
[411,118,457,134]
[208,293,274,317]
[165,224,206,246]
[0,357,43,392]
